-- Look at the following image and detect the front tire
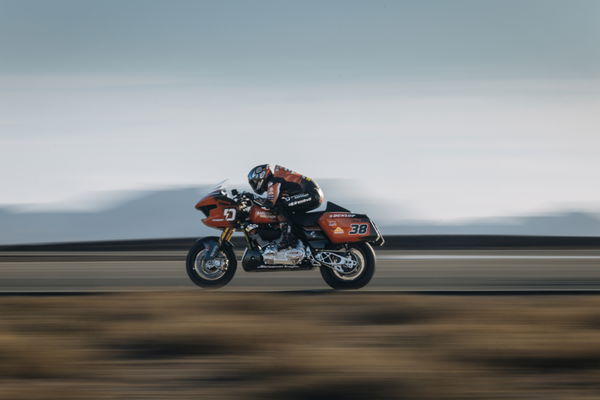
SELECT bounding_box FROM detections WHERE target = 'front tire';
[186,238,237,289]
[319,242,376,290]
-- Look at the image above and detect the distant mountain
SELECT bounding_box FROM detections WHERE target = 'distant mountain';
[385,211,600,236]
[0,184,599,245]
[0,187,214,245]
[0,180,397,245]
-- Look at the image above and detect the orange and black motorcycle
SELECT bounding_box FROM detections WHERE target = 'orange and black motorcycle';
[186,182,384,289]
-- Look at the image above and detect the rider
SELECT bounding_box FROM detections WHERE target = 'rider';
[248,164,323,248]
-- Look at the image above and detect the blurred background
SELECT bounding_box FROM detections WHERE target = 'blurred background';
[1,0,599,244]
[3,3,600,400]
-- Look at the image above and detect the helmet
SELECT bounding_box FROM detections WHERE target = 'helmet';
[248,164,272,194]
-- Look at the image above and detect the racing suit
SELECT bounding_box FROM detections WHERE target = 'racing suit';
[260,165,323,247]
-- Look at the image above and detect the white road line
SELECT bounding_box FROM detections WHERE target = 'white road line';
[378,255,600,260]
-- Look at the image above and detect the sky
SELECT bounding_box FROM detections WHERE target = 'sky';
[0,0,599,221]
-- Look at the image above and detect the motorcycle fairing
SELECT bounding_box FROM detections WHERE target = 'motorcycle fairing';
[317,212,383,245]
[248,205,279,224]
[287,202,384,247]
[195,194,238,228]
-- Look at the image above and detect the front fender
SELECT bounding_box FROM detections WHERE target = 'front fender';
[195,237,235,254]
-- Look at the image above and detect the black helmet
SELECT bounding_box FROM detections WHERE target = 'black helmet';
[248,164,272,194]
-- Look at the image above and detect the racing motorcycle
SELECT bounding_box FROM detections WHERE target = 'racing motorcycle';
[186,182,384,289]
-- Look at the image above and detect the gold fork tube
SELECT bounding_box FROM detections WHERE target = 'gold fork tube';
[220,227,234,244]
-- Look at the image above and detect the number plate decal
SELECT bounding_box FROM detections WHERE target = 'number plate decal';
[349,223,368,235]
[224,208,237,221]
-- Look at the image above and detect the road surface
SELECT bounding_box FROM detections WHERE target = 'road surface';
[1,249,600,292]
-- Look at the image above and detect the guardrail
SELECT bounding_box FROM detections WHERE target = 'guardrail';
[2,235,600,252]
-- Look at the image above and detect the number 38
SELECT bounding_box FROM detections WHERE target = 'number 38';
[349,223,368,235]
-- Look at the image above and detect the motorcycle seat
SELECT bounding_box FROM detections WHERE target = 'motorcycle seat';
[289,202,350,227]
[290,211,324,227]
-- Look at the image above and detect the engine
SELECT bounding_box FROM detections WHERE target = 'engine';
[242,224,307,269]
[246,224,281,248]
[261,242,305,265]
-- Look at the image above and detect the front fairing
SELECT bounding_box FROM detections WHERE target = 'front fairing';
[195,181,238,229]
[195,180,230,209]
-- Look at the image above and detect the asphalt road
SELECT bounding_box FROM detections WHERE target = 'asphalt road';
[1,249,600,292]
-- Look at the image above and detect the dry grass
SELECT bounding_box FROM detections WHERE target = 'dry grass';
[1,292,600,399]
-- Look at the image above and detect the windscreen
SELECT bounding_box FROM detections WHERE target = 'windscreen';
[207,179,229,196]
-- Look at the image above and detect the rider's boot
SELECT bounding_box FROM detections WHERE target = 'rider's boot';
[278,222,296,249]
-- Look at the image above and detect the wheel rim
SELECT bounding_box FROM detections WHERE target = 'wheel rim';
[193,249,229,281]
[332,248,365,281]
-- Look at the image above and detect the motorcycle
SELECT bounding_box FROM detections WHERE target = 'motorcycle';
[186,182,384,289]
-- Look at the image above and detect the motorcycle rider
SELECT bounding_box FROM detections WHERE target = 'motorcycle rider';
[248,164,323,249]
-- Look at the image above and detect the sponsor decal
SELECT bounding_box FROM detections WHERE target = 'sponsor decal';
[255,210,276,219]
[328,221,337,227]
[329,213,356,218]
[289,198,311,206]
[334,227,344,234]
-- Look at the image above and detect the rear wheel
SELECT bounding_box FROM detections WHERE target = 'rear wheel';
[319,242,375,290]
[186,238,237,289]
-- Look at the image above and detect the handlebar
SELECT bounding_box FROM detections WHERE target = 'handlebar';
[231,190,256,210]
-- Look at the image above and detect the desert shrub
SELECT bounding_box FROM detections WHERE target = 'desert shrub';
[259,377,416,400]
[0,334,82,379]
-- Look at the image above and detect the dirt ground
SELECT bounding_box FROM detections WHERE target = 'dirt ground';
[1,292,600,399]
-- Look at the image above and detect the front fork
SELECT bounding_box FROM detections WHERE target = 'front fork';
[220,227,235,245]
[202,227,235,262]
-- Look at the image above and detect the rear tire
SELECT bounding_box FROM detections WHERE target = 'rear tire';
[186,238,237,289]
[319,242,375,290]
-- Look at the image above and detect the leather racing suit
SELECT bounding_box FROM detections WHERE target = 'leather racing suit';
[259,165,323,247]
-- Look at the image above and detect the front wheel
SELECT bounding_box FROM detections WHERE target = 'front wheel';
[319,243,376,290]
[186,238,237,289]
